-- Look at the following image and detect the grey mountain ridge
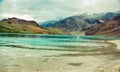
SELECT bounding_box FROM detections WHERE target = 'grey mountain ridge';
[41,11,120,33]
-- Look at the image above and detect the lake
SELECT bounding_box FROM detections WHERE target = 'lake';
[0,33,119,52]
[0,33,120,57]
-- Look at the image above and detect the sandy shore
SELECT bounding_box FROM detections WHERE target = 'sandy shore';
[0,40,120,72]
[1,55,120,72]
[109,40,120,49]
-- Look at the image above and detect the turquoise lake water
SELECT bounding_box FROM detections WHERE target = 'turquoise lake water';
[0,33,120,52]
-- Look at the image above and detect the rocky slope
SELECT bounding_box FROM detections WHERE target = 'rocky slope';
[0,18,68,34]
[85,15,120,37]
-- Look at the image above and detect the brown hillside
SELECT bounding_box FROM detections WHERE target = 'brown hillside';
[85,15,120,37]
[0,18,68,34]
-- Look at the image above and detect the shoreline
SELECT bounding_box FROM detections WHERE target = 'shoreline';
[0,40,120,72]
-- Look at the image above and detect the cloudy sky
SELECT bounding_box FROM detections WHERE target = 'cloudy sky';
[0,0,120,22]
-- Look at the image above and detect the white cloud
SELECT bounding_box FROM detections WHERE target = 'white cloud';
[81,0,100,7]
[1,13,36,21]
[0,0,120,22]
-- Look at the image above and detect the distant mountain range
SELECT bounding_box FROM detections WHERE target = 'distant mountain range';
[0,11,120,37]
[41,11,120,34]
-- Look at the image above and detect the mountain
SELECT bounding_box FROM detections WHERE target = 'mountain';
[2,17,40,27]
[0,17,68,34]
[40,20,58,28]
[85,15,120,37]
[41,11,120,33]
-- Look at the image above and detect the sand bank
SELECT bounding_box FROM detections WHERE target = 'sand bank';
[0,40,120,72]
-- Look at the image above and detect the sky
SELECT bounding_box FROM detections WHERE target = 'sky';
[0,0,120,22]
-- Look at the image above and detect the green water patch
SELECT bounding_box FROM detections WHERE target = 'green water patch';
[0,33,120,40]
[81,35,120,40]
